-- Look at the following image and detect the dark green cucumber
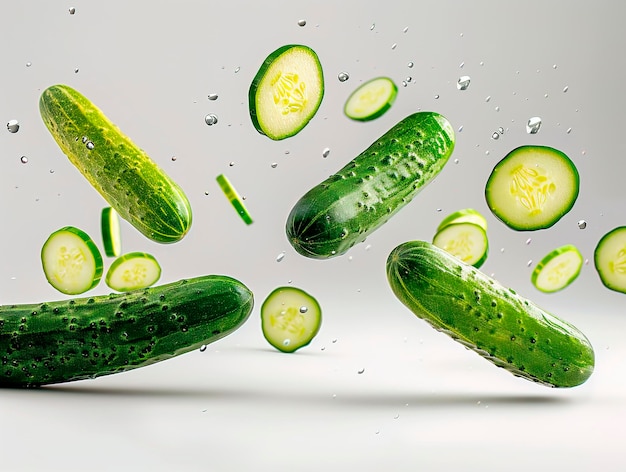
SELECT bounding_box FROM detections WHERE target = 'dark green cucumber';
[286,112,455,259]
[0,275,253,387]
[39,84,192,244]
[386,241,594,388]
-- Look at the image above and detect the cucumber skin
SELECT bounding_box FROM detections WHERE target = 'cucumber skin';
[286,112,455,259]
[386,241,594,388]
[0,275,253,387]
[39,85,192,244]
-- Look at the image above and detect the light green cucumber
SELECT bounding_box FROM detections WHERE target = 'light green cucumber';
[0,275,253,387]
[286,112,455,259]
[39,84,192,243]
[386,240,594,388]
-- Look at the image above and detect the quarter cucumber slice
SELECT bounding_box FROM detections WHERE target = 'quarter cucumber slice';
[531,244,583,293]
[485,145,579,231]
[432,222,489,268]
[105,252,161,292]
[261,286,322,353]
[594,226,626,294]
[344,76,398,121]
[249,44,324,140]
[101,207,122,257]
[436,208,488,232]
[41,226,103,295]
[216,174,253,224]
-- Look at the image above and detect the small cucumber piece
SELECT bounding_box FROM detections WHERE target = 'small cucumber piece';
[531,244,583,293]
[41,226,103,295]
[485,145,579,231]
[101,207,122,257]
[436,208,488,232]
[432,222,489,268]
[344,76,398,121]
[594,226,626,294]
[286,112,455,259]
[216,174,253,224]
[249,44,324,140]
[261,286,321,353]
[386,241,594,388]
[0,275,254,387]
[105,252,162,292]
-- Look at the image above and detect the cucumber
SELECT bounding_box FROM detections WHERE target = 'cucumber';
[41,226,103,295]
[436,208,488,233]
[432,222,489,269]
[101,207,122,257]
[386,241,594,388]
[105,252,162,292]
[531,244,583,293]
[39,84,192,244]
[216,173,253,225]
[249,44,324,140]
[0,275,253,387]
[485,145,579,231]
[344,76,398,121]
[286,112,455,259]
[594,226,626,294]
[261,286,321,353]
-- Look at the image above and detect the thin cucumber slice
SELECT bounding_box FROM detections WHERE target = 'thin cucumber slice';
[261,286,322,353]
[531,244,583,293]
[101,207,122,257]
[594,226,626,294]
[249,44,324,140]
[485,145,579,231]
[432,222,489,268]
[344,76,398,121]
[436,208,488,232]
[216,174,253,224]
[41,226,103,295]
[105,252,161,292]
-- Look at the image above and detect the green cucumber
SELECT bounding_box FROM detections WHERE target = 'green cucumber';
[386,240,594,388]
[594,226,626,294]
[101,207,122,257]
[344,76,398,121]
[105,252,162,292]
[531,244,583,293]
[0,275,253,387]
[432,222,489,269]
[249,44,324,140]
[286,112,455,259]
[216,174,253,225]
[39,84,192,244]
[436,208,488,233]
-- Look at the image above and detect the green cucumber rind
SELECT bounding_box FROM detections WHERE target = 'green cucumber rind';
[594,226,626,293]
[0,275,253,387]
[343,76,398,122]
[531,244,583,293]
[432,222,489,269]
[386,240,594,388]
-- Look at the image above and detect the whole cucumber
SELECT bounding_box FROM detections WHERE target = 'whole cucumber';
[386,241,594,388]
[39,84,192,244]
[286,112,455,259]
[0,275,253,387]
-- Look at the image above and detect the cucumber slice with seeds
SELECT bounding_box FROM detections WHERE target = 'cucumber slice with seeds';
[436,208,488,232]
[433,222,489,268]
[594,226,626,294]
[532,244,583,293]
[101,207,122,257]
[105,252,161,292]
[41,226,103,295]
[249,44,324,140]
[216,174,253,224]
[344,76,397,121]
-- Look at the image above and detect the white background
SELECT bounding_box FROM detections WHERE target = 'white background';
[1,1,625,471]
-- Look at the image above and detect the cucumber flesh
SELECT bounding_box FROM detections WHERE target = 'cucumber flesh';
[41,226,103,295]
[432,222,489,268]
[261,286,321,353]
[105,252,161,292]
[344,76,397,121]
[485,145,579,231]
[101,207,122,257]
[216,174,253,224]
[594,226,626,293]
[531,244,583,293]
[436,208,488,232]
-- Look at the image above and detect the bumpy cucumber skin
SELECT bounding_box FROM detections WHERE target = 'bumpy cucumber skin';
[39,85,192,244]
[386,241,594,388]
[286,112,455,259]
[0,275,253,387]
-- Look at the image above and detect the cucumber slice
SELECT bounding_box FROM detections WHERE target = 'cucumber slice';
[436,208,488,232]
[594,226,626,294]
[531,244,583,293]
[41,226,103,295]
[101,207,122,257]
[249,44,324,140]
[105,252,161,292]
[432,222,489,268]
[344,76,398,121]
[485,145,579,231]
[216,174,253,224]
[261,286,322,353]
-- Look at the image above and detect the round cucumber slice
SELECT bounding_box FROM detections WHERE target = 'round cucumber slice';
[101,207,122,257]
[344,76,398,121]
[261,286,322,353]
[105,252,161,292]
[594,226,626,294]
[249,44,324,140]
[432,222,489,268]
[436,208,488,232]
[216,174,253,224]
[485,145,579,231]
[41,226,103,295]
[531,244,583,293]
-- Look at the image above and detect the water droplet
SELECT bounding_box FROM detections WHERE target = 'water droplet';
[407,61,414,68]
[207,93,219,101]
[49,169,55,174]
[199,344,207,352]
[26,62,32,67]
[276,251,286,262]
[7,120,19,133]
[82,136,88,143]
[299,306,308,314]
[578,220,587,229]
[86,141,95,150]
[563,85,569,93]
[283,339,291,347]
[494,106,500,112]
[357,367,365,374]
[370,23,375,31]
[526,116,542,134]
[234,66,240,73]
[204,113,218,126]
[171,156,177,161]
[270,162,278,168]
[525,238,532,245]
[297,19,306,27]
[332,338,337,343]
[566,127,572,134]
[20,156,28,164]
[338,72,350,82]
[394,413,400,419]
[458,125,464,132]
[403,26,409,33]
[454,158,460,164]
[491,132,500,140]
[527,260,533,267]
[434,94,440,99]
[322,147,330,158]
[485,95,491,102]
[229,161,235,167]
[69,6,76,14]
[391,43,397,50]
[457,76,471,90]
[459,61,465,69]
[74,68,79,73]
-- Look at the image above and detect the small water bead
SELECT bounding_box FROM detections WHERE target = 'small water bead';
[578,220,587,229]
[234,66,240,73]
[74,68,79,73]
[297,19,307,27]
[456,76,471,90]
[20,156,28,164]
[7,120,20,133]
[357,367,365,374]
[229,161,235,166]
[338,72,350,82]
[434,94,440,99]
[86,141,95,150]
[299,306,308,314]
[526,238,532,245]
[459,61,465,68]
[403,26,409,33]
[485,95,491,102]
[491,132,500,140]
[204,113,218,126]
[407,61,414,68]
[526,117,542,134]
[283,339,291,347]
[567,127,572,134]
[370,23,375,31]
[69,7,76,14]
[391,43,397,50]
[207,93,219,101]
[527,260,533,267]
[26,61,32,67]
[322,147,330,158]
[270,162,278,168]
[276,252,286,262]
[563,85,569,93]
[199,344,207,352]
[458,125,464,132]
